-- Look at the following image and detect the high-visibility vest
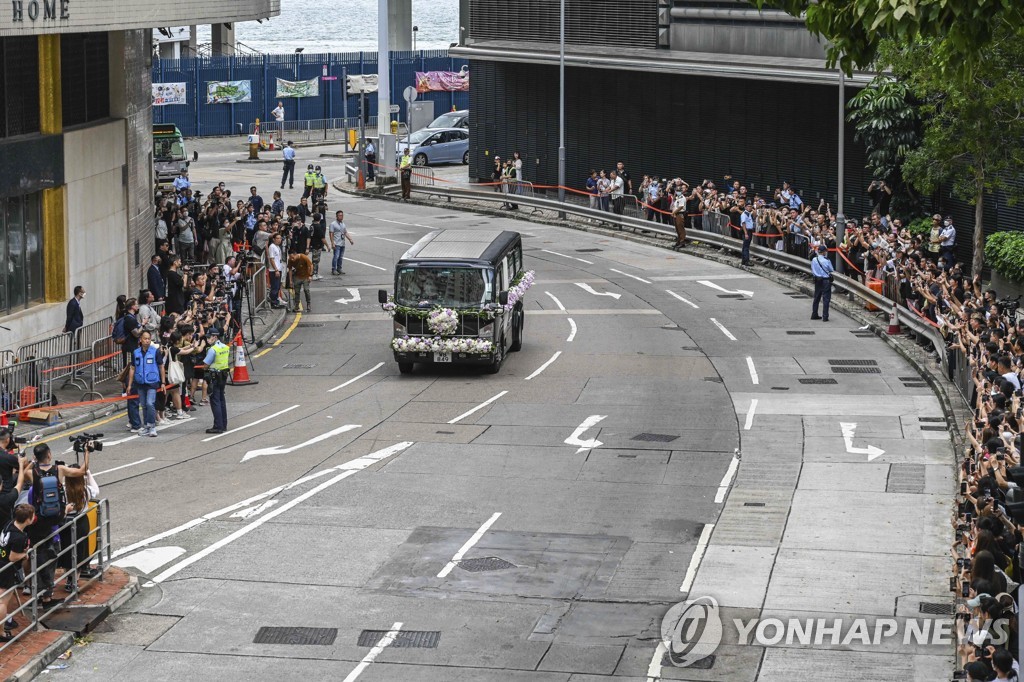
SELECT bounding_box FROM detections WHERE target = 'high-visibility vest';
[400,154,411,170]
[313,173,326,189]
[304,171,316,187]
[211,342,230,370]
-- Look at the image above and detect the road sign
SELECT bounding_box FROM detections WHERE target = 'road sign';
[322,76,338,81]
[389,104,400,113]
[403,86,417,103]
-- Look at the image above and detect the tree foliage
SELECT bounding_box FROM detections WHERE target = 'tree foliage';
[749,0,1024,76]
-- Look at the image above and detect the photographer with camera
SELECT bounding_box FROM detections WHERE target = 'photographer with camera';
[24,439,93,605]
[0,431,31,530]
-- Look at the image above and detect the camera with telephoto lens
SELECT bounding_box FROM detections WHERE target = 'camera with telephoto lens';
[69,433,103,453]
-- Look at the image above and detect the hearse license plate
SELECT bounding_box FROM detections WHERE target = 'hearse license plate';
[434,351,453,363]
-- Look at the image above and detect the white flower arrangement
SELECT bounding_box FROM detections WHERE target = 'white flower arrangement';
[427,307,460,336]
[503,270,536,310]
[391,336,495,355]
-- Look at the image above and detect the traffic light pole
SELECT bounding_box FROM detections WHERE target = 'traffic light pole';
[358,92,367,189]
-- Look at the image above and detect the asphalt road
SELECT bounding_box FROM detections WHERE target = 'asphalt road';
[49,158,953,681]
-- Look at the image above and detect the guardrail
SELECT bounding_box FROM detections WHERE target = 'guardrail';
[393,182,947,364]
[252,117,409,148]
[0,498,111,654]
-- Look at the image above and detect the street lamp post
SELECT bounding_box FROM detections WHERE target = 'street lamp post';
[557,0,566,218]
[835,66,846,274]
[378,0,390,149]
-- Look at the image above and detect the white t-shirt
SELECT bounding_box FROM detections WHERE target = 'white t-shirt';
[269,243,283,272]
[609,176,624,197]
[272,105,285,122]
[329,220,347,247]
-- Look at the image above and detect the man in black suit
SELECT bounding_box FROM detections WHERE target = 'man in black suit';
[64,285,85,343]
[147,255,165,301]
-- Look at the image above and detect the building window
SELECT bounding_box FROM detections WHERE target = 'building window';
[61,33,111,128]
[0,37,42,138]
[0,193,44,316]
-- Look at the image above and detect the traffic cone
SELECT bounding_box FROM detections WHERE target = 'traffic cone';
[229,332,259,386]
[0,412,7,427]
[268,133,275,151]
[887,303,902,335]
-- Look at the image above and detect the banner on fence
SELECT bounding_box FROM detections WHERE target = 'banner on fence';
[152,82,187,106]
[346,74,378,94]
[276,77,319,98]
[206,80,252,104]
[415,71,469,93]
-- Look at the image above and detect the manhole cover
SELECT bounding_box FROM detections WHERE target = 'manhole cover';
[919,602,954,615]
[358,630,441,648]
[575,248,603,253]
[663,653,715,669]
[631,433,679,443]
[828,359,878,366]
[297,323,326,328]
[831,366,881,374]
[458,557,516,573]
[254,627,338,646]
[786,331,816,335]
[798,378,838,384]
[282,363,317,369]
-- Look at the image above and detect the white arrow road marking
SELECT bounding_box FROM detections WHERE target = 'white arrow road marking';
[437,512,503,578]
[149,442,413,585]
[112,546,186,574]
[202,405,300,442]
[328,362,385,393]
[343,622,404,682]
[229,500,279,520]
[841,422,886,461]
[697,280,754,297]
[609,268,652,284]
[566,415,607,454]
[541,249,594,265]
[665,290,700,309]
[575,283,622,300]
[335,288,362,304]
[241,424,362,462]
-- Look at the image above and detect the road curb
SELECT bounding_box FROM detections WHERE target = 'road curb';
[254,307,288,349]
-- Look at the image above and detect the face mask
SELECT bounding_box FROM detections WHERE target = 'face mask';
[80,293,85,299]
[944,220,952,227]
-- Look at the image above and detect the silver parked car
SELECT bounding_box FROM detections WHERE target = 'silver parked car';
[427,109,469,129]
[396,127,469,166]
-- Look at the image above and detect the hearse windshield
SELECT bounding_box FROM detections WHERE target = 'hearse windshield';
[395,266,494,308]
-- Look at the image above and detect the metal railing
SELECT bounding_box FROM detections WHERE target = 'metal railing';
[411,166,436,187]
[252,117,409,146]
[0,498,111,654]
[90,337,127,390]
[77,317,113,352]
[15,332,74,363]
[0,351,13,368]
[0,357,51,413]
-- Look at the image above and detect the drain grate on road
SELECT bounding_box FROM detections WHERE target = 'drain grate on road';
[703,376,724,383]
[458,557,517,572]
[919,602,954,616]
[920,425,948,431]
[771,386,790,391]
[919,417,947,423]
[663,653,715,669]
[254,627,338,646]
[717,294,745,299]
[743,502,766,507]
[850,330,875,337]
[358,630,441,649]
[887,464,926,494]
[798,378,838,385]
[282,363,317,369]
[575,248,603,253]
[786,331,816,335]
[679,345,701,350]
[632,433,680,443]
[828,359,878,366]
[296,323,326,328]
[831,366,881,374]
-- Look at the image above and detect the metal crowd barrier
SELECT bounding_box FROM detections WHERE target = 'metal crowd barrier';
[0,357,51,413]
[0,350,13,368]
[0,498,111,654]
[249,264,269,313]
[411,167,436,187]
[701,210,733,237]
[90,337,126,389]
[40,348,94,396]
[252,117,410,147]
[76,317,113,352]
[15,332,74,363]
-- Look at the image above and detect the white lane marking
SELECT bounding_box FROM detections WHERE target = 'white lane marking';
[651,273,758,282]
[565,414,607,454]
[697,279,753,298]
[335,288,362,304]
[680,523,715,593]
[448,391,508,424]
[202,405,300,442]
[328,362,385,393]
[609,268,652,284]
[100,417,196,447]
[566,318,577,342]
[241,424,362,463]
[746,357,759,385]
[665,290,699,309]
[715,452,740,503]
[229,500,279,520]
[345,258,387,271]
[372,236,414,245]
[743,399,758,430]
[541,249,594,265]
[545,291,567,312]
[709,318,737,341]
[342,622,404,682]
[647,640,668,682]
[524,351,562,381]
[841,422,886,461]
[112,546,186,574]
[114,442,414,560]
[93,457,155,477]
[575,283,622,300]
[150,443,411,584]
[437,512,503,578]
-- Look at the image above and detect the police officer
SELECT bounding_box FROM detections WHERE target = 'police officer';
[312,165,327,205]
[740,201,755,266]
[810,244,835,322]
[399,148,412,200]
[364,138,376,181]
[281,141,296,190]
[302,164,316,200]
[202,328,231,434]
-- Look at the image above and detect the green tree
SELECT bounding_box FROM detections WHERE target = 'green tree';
[881,29,1024,274]
[846,76,922,215]
[750,0,1024,76]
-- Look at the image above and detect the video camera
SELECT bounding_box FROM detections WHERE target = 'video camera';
[69,433,104,454]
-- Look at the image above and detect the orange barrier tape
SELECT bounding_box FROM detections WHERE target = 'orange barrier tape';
[907,302,942,329]
[40,352,120,375]
[829,248,883,284]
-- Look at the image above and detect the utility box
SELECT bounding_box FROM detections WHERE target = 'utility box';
[379,133,397,179]
[409,101,435,134]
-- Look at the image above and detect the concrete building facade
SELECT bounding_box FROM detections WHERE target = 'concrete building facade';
[0,1,278,348]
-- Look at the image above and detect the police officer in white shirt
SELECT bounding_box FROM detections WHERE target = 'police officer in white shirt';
[939,215,957,270]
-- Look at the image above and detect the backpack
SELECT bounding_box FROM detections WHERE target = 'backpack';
[31,464,66,520]
[112,315,128,344]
